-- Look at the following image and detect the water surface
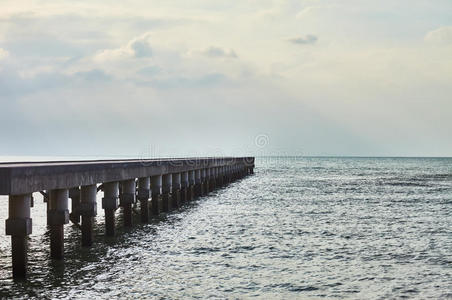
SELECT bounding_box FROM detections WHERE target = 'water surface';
[0,157,451,299]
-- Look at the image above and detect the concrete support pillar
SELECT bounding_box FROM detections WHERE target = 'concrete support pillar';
[214,167,219,187]
[201,169,207,195]
[162,174,172,212]
[102,182,119,236]
[180,172,189,203]
[6,194,32,279]
[80,185,97,247]
[69,187,80,224]
[151,175,162,215]
[218,167,224,186]
[172,173,181,209]
[188,170,195,201]
[209,168,216,191]
[224,166,230,184]
[120,179,136,227]
[137,177,150,223]
[48,189,69,259]
[204,168,210,193]
[195,169,202,197]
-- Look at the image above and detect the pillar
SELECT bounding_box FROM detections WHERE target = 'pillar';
[137,177,150,223]
[205,168,211,193]
[200,169,207,195]
[188,170,195,200]
[218,167,224,186]
[162,174,172,212]
[102,182,119,236]
[6,194,32,278]
[69,187,80,224]
[48,189,69,259]
[120,179,136,227]
[172,173,181,209]
[214,167,219,187]
[224,166,230,184]
[224,166,229,183]
[80,185,97,247]
[180,171,188,203]
[151,175,162,215]
[210,168,216,191]
[194,169,202,197]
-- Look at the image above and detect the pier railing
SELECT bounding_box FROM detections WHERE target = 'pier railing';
[0,157,255,279]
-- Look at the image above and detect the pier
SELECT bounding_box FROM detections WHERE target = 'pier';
[0,157,255,279]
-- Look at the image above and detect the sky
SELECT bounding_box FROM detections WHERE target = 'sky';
[0,0,451,158]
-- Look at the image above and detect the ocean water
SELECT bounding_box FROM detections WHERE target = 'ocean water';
[0,157,451,299]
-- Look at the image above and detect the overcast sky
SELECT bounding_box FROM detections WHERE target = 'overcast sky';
[0,0,451,158]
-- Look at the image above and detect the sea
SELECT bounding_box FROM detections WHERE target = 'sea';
[0,157,451,299]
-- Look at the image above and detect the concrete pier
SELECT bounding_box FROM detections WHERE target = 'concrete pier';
[80,185,97,247]
[188,170,195,201]
[180,171,189,203]
[102,182,119,236]
[217,167,224,187]
[194,169,202,197]
[204,169,210,193]
[162,174,172,212]
[120,180,136,227]
[209,168,216,191]
[1,157,254,279]
[151,175,162,215]
[48,189,69,259]
[69,187,80,224]
[137,177,150,223]
[6,194,32,278]
[172,173,181,209]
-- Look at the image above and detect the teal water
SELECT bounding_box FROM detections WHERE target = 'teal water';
[0,157,451,299]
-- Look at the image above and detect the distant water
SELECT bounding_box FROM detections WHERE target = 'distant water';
[0,157,451,299]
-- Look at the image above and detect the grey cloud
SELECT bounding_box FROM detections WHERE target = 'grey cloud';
[137,66,161,76]
[74,69,113,82]
[134,72,226,89]
[130,38,153,58]
[287,34,318,45]
[201,47,238,58]
[0,68,112,98]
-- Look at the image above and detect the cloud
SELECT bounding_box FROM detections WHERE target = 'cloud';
[287,35,318,45]
[94,33,153,61]
[200,46,238,58]
[135,72,226,89]
[424,26,452,45]
[0,48,9,60]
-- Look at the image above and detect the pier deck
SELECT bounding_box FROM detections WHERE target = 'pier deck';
[1,157,254,279]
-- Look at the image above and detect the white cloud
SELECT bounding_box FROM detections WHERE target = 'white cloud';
[94,33,153,62]
[199,46,237,58]
[287,35,318,45]
[0,48,9,60]
[424,26,452,45]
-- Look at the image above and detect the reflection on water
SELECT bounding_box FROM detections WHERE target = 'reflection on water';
[0,157,451,299]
